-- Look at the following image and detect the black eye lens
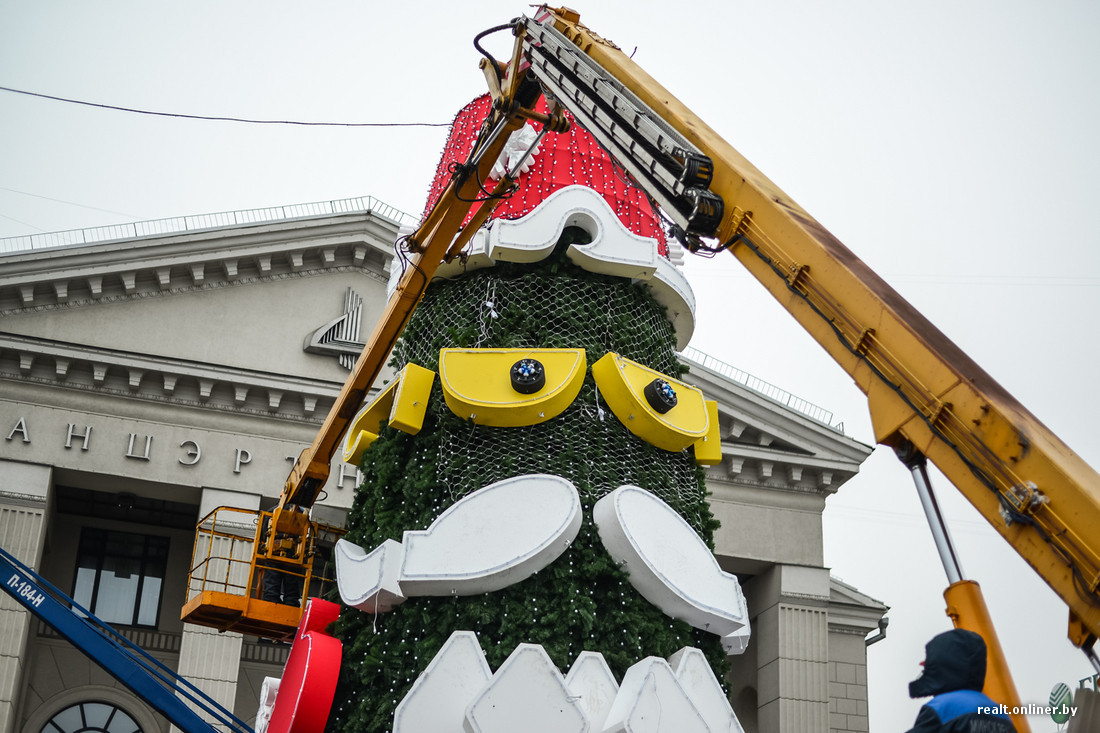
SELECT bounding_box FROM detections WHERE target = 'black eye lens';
[510,358,546,394]
[643,378,678,414]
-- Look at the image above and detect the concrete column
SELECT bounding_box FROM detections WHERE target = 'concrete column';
[0,461,53,733]
[745,564,831,733]
[173,489,260,732]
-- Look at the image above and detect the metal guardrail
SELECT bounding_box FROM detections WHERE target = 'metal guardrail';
[679,345,843,432]
[188,506,261,600]
[186,506,341,606]
[0,195,419,254]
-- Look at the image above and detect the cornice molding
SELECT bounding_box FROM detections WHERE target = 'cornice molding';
[0,332,342,423]
[828,584,889,635]
[2,263,388,318]
[681,365,867,496]
[682,353,871,459]
[0,213,397,314]
[711,442,862,494]
[0,489,48,509]
[704,460,850,496]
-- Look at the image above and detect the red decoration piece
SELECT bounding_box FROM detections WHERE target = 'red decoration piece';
[267,598,343,733]
[422,94,669,256]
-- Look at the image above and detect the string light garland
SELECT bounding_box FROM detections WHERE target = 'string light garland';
[420,95,669,256]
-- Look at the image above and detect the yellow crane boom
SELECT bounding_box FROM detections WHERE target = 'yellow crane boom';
[526,4,1100,647]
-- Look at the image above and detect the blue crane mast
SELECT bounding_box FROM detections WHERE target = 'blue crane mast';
[0,546,251,733]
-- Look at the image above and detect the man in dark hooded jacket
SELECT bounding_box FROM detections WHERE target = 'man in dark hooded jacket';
[906,629,1015,732]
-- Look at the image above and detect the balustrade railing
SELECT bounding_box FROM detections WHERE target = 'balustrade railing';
[679,345,843,432]
[0,195,417,253]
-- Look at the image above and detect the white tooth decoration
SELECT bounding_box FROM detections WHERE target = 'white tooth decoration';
[669,647,746,733]
[485,208,558,264]
[334,538,406,612]
[566,217,659,279]
[602,658,709,733]
[397,636,739,733]
[335,474,583,610]
[394,631,492,733]
[593,486,751,654]
[464,644,589,733]
[565,652,619,733]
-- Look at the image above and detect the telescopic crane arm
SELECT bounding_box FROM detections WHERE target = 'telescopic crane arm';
[275,4,1100,694]
[518,6,1100,654]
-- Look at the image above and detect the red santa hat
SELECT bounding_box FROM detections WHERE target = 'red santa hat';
[422,94,669,257]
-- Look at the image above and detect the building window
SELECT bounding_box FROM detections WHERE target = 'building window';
[72,528,168,627]
[41,701,143,733]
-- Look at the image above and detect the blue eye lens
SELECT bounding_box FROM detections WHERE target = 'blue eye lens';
[643,378,678,414]
[510,358,546,394]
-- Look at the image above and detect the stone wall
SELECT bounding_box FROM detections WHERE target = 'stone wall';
[828,631,870,732]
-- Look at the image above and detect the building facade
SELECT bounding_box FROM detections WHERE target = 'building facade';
[0,198,885,733]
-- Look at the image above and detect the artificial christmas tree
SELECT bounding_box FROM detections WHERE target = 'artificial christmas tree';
[325,95,747,733]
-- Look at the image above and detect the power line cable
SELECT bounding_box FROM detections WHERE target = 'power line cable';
[0,85,451,128]
[0,186,139,218]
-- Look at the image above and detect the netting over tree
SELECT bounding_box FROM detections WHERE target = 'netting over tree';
[326,248,728,733]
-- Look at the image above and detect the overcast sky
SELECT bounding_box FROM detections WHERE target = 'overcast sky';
[2,1,1099,729]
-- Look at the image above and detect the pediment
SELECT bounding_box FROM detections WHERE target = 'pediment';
[830,576,887,610]
[828,576,888,635]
